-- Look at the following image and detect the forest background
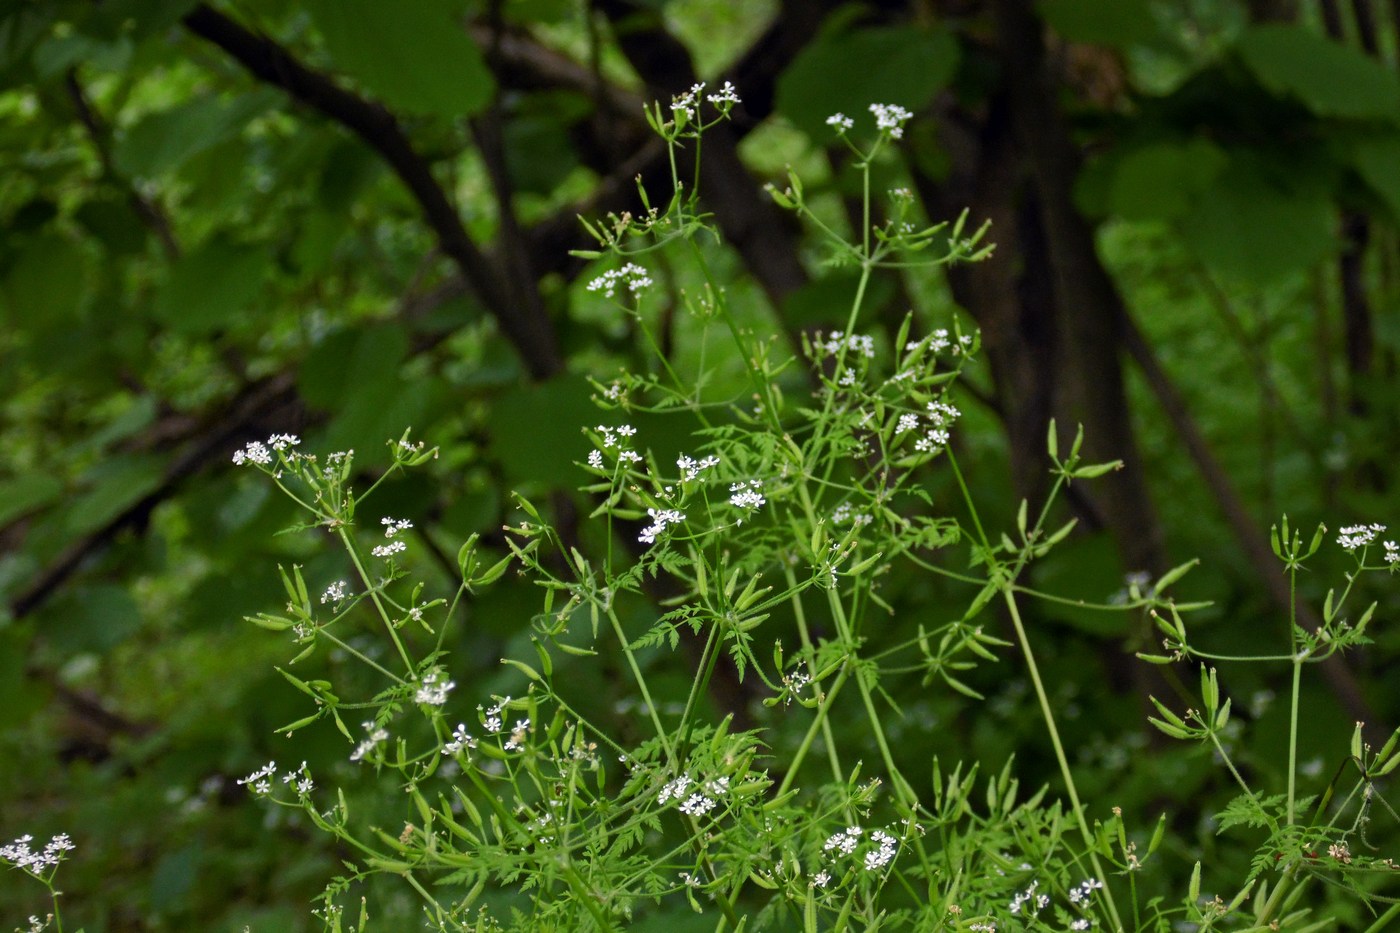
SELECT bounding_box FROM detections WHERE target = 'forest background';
[6,0,1400,929]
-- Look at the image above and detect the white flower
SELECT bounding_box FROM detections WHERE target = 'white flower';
[415,672,455,706]
[729,479,765,511]
[372,540,407,558]
[232,440,272,466]
[811,870,831,887]
[236,760,278,795]
[380,517,413,537]
[658,775,692,804]
[503,717,530,752]
[706,81,740,107]
[268,433,301,450]
[825,112,854,131]
[1386,540,1399,565]
[1339,523,1386,551]
[587,264,652,299]
[587,449,604,470]
[350,723,389,762]
[677,453,720,481]
[0,833,75,874]
[869,102,913,139]
[679,793,716,817]
[823,826,863,856]
[320,580,348,604]
[639,508,685,545]
[896,413,919,434]
[444,723,476,755]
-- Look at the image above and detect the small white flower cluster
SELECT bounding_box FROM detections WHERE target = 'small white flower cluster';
[640,507,685,545]
[677,453,720,481]
[1339,523,1386,551]
[820,330,876,359]
[381,517,412,537]
[372,540,406,558]
[825,112,854,131]
[0,833,74,875]
[822,825,898,873]
[232,432,302,467]
[351,722,389,762]
[443,722,477,755]
[416,671,455,706]
[1069,877,1104,906]
[669,80,742,122]
[869,102,913,138]
[909,328,975,355]
[592,424,642,469]
[728,479,765,511]
[280,762,315,796]
[236,760,279,795]
[781,669,810,705]
[320,580,348,604]
[586,263,652,299]
[1009,879,1049,916]
[832,502,873,527]
[482,696,510,733]
[504,717,530,752]
[371,517,413,559]
[1388,540,1400,565]
[658,774,730,818]
[912,399,960,453]
[706,80,741,107]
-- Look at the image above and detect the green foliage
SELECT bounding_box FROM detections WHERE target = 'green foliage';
[7,2,1400,931]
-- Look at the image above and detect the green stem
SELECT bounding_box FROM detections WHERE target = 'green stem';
[337,528,415,673]
[606,607,676,767]
[1287,654,1304,826]
[1002,589,1125,932]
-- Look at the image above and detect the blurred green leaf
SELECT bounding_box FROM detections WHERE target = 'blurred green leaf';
[153,236,270,333]
[777,25,958,140]
[1039,0,1159,47]
[1238,24,1400,119]
[307,0,495,119]
[114,90,278,178]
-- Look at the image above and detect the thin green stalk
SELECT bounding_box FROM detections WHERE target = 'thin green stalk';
[1287,654,1304,826]
[781,564,849,793]
[1288,561,1300,827]
[1002,589,1125,932]
[337,527,415,673]
[778,663,852,799]
[605,606,676,767]
[826,588,917,808]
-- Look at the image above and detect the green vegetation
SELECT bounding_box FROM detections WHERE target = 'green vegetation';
[6,1,1400,930]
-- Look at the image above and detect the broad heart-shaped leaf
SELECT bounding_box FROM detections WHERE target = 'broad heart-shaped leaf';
[1038,0,1158,47]
[1107,138,1227,221]
[1238,24,1400,120]
[1184,155,1337,284]
[307,0,494,119]
[153,235,270,334]
[776,25,958,140]
[113,90,279,179]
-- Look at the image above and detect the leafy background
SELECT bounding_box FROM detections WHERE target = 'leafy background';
[5,0,1400,927]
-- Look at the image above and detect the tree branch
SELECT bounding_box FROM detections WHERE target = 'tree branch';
[180,4,563,378]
